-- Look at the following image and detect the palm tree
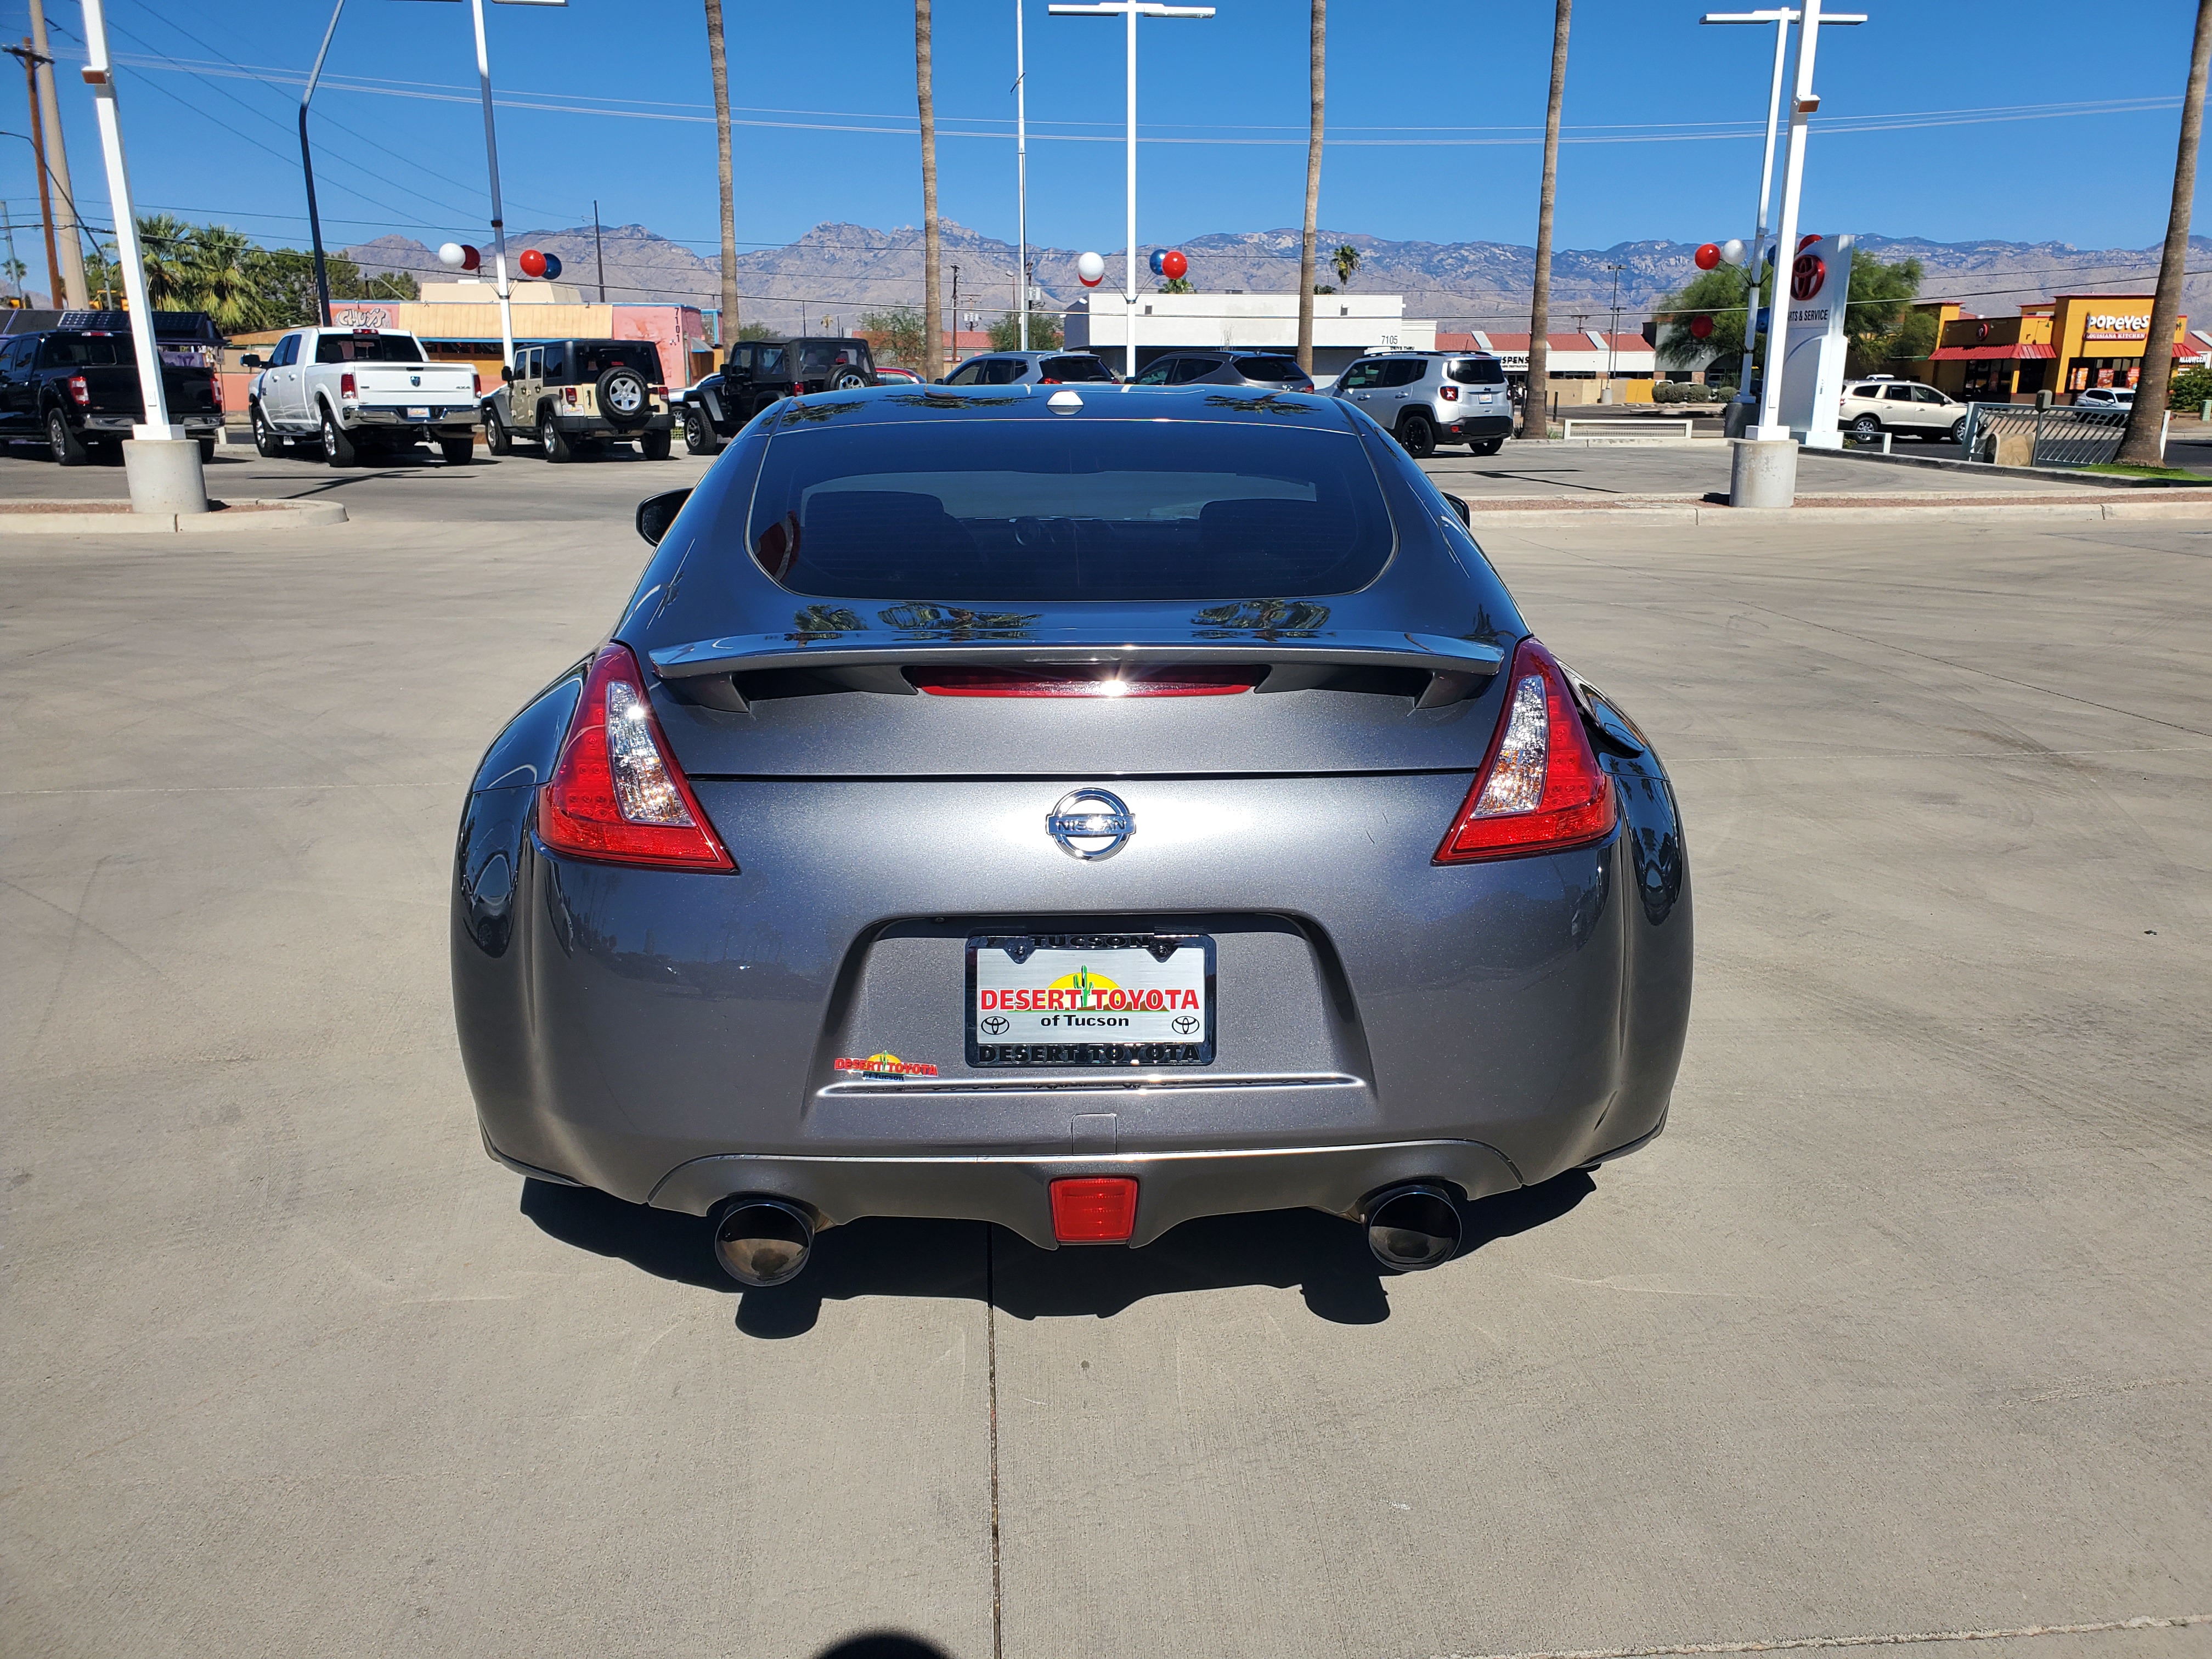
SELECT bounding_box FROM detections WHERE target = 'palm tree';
[134,213,195,310]
[182,224,265,332]
[916,1,943,375]
[1522,0,1571,441]
[703,0,741,346]
[1296,0,1324,376]
[2121,0,2212,463]
[1330,242,1359,289]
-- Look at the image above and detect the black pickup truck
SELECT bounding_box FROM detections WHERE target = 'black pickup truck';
[0,320,225,465]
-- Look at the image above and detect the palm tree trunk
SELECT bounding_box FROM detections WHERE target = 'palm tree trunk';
[917,0,943,376]
[1522,0,1571,442]
[704,0,740,346]
[2120,0,2212,464]
[1296,0,1324,377]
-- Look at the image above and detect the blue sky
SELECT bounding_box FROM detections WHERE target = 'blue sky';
[1,0,2204,273]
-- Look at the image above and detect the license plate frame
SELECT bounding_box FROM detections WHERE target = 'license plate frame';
[966,932,1215,1068]
[404,405,432,420]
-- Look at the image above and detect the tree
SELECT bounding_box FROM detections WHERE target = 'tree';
[2123,0,2212,462]
[1296,0,1324,376]
[988,309,1060,351]
[860,304,928,367]
[1654,264,1762,377]
[736,321,779,342]
[916,1,943,374]
[1839,253,1926,375]
[1330,242,1359,289]
[703,0,741,343]
[1523,0,1570,439]
[2166,364,2212,410]
[1156,275,1193,295]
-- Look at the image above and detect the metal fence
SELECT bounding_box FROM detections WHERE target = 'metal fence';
[1958,401,2138,467]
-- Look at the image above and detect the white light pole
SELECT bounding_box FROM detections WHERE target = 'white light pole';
[1049,1,1215,381]
[1700,8,1863,415]
[408,0,566,373]
[1014,0,1029,349]
[79,0,205,515]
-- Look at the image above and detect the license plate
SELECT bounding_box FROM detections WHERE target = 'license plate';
[967,933,1214,1068]
[405,406,431,419]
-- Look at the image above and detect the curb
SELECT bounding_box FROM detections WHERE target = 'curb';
[0,499,349,535]
[1816,444,2212,490]
[1464,497,2212,529]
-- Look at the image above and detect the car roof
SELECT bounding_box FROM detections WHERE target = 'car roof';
[744,335,870,347]
[750,381,1357,430]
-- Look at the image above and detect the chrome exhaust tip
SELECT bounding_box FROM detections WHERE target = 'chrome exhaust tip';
[1364,1183,1463,1272]
[709,1197,814,1288]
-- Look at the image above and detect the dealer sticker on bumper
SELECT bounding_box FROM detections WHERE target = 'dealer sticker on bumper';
[967,933,1214,1067]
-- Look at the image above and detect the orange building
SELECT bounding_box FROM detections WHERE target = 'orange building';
[1927,293,2187,404]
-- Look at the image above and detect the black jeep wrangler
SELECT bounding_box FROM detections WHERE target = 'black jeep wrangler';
[486,338,674,461]
[680,336,877,455]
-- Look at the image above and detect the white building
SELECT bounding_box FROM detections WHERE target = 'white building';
[1065,291,1436,377]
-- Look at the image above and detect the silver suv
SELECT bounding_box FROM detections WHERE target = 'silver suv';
[1837,377,1966,444]
[1333,351,1513,456]
[940,350,1118,386]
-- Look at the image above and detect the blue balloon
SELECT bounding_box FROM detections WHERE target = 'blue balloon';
[1148,249,1167,276]
[541,252,563,280]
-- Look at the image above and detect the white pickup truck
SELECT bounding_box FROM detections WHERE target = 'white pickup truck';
[242,326,480,466]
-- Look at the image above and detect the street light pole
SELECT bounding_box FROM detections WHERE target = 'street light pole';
[1050,1,1215,382]
[1014,0,1029,349]
[300,0,344,328]
[1605,261,1623,397]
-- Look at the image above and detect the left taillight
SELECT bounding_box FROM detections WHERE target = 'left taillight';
[66,373,89,407]
[537,642,734,870]
[340,370,357,399]
[1434,636,1615,864]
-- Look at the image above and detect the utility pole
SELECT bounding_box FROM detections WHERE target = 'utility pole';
[950,262,960,364]
[5,44,60,306]
[26,0,84,307]
[2120,0,2212,464]
[1605,261,1624,398]
[300,1,344,327]
[3,196,24,301]
[592,198,606,303]
[1522,0,1571,439]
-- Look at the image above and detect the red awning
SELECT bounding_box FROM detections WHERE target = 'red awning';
[1928,343,2057,360]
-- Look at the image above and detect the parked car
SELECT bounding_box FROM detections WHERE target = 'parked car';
[1127,350,1313,393]
[0,324,223,465]
[242,326,477,466]
[1836,377,1967,444]
[482,338,673,462]
[1331,351,1513,456]
[2074,386,2135,410]
[451,382,1693,1289]
[680,337,877,455]
[873,365,928,386]
[940,349,1119,387]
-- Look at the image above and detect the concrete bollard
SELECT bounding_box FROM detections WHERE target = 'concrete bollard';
[1729,437,1797,509]
[122,437,210,516]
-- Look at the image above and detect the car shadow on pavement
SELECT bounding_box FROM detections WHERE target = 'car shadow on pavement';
[519,1172,1594,1338]
[811,1635,955,1659]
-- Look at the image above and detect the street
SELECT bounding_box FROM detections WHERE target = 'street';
[3,453,2208,1659]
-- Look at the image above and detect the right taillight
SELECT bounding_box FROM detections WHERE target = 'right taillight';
[1435,636,1615,864]
[538,642,734,870]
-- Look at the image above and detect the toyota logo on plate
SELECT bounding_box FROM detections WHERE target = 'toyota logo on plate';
[1047,788,1134,861]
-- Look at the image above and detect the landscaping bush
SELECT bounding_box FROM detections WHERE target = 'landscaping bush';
[2166,366,2212,411]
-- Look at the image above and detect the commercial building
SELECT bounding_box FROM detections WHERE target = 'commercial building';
[1064,291,1435,377]
[1924,293,2189,403]
[1443,330,1656,404]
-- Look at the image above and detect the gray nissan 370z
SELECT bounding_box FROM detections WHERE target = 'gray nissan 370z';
[451,381,1692,1286]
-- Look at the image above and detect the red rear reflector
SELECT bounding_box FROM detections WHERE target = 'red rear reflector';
[1051,1177,1137,1243]
[1435,636,1616,863]
[537,642,734,870]
[909,665,1260,698]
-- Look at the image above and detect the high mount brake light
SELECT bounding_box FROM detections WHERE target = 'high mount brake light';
[1435,636,1616,864]
[538,642,734,870]
[909,665,1261,698]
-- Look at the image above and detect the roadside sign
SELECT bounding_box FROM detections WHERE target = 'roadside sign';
[1777,232,1853,449]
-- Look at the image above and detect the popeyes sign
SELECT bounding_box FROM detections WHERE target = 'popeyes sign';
[2083,309,2152,342]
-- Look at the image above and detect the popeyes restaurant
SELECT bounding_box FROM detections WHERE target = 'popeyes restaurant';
[1924,294,2192,404]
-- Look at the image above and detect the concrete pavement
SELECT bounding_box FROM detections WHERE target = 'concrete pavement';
[3,454,2208,1658]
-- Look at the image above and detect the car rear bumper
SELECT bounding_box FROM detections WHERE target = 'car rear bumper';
[1444,414,1514,438]
[79,413,221,435]
[546,410,674,435]
[344,407,476,432]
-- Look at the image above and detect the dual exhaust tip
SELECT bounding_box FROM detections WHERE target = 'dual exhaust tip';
[708,1182,1463,1286]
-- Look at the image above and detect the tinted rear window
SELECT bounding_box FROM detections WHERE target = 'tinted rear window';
[575,343,662,379]
[1447,357,1505,385]
[37,334,126,367]
[1041,355,1115,382]
[745,420,1392,601]
[1233,356,1307,382]
[314,333,425,363]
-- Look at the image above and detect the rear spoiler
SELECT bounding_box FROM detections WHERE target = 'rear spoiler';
[649,629,1506,713]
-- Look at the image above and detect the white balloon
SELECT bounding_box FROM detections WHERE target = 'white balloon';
[438,241,467,268]
[1719,238,1747,267]
[1075,250,1107,287]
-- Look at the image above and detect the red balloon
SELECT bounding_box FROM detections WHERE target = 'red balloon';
[1798,232,1821,251]
[1161,249,1188,280]
[460,244,481,272]
[518,247,548,278]
[1695,242,1721,271]
[1689,314,1714,340]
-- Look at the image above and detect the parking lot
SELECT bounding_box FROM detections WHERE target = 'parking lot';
[4,448,2208,1659]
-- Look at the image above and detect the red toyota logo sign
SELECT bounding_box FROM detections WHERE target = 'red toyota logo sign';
[1978,320,1991,342]
[1791,253,1827,301]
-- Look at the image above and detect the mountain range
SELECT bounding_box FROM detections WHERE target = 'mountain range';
[343,222,2212,336]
